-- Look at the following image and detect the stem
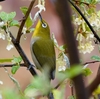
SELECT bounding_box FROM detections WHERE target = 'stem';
[83,61,100,65]
[16,0,36,43]
[0,63,26,67]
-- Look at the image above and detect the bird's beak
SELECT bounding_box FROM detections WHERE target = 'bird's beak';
[38,13,45,24]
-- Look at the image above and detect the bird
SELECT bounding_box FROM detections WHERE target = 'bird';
[30,13,56,80]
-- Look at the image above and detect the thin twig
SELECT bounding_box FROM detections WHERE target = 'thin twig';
[68,0,100,43]
[0,63,26,67]
[16,0,36,43]
[83,61,100,65]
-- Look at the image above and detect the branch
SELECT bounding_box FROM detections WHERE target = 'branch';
[16,0,36,43]
[86,66,100,96]
[51,0,89,99]
[0,63,26,67]
[83,61,100,65]
[68,0,100,43]
[5,30,37,76]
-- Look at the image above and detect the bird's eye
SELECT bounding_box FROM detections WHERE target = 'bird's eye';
[42,23,47,28]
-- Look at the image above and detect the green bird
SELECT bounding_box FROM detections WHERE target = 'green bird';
[30,13,56,80]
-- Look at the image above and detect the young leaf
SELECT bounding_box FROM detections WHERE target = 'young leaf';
[0,12,16,21]
[83,68,92,76]
[20,7,33,29]
[11,65,20,74]
[91,55,100,61]
[9,20,19,27]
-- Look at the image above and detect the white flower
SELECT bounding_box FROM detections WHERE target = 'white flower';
[58,66,66,71]
[78,41,94,54]
[74,17,82,25]
[0,81,3,85]
[0,21,4,27]
[0,94,2,99]
[22,27,27,34]
[0,32,5,40]
[85,31,94,40]
[33,0,46,21]
[76,33,84,41]
[6,43,14,51]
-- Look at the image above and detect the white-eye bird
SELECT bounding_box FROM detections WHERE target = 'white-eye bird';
[30,13,56,80]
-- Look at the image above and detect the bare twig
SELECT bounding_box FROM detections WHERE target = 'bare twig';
[68,0,100,43]
[16,0,36,43]
[0,63,26,67]
[83,61,100,65]
[51,0,89,99]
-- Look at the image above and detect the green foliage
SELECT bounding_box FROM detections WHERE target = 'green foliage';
[11,56,22,74]
[0,11,19,27]
[0,58,13,63]
[57,65,83,81]
[91,55,100,61]
[20,7,33,29]
[83,68,92,76]
[25,75,52,97]
[2,89,25,99]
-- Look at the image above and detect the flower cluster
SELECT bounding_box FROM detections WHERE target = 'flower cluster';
[0,21,14,51]
[75,17,94,54]
[33,0,46,21]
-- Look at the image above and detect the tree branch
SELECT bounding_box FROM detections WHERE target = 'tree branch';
[68,0,100,43]
[16,0,36,43]
[0,63,26,67]
[51,0,89,99]
[83,61,100,65]
[5,30,37,76]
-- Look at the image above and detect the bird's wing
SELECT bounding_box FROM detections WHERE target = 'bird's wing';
[32,38,56,70]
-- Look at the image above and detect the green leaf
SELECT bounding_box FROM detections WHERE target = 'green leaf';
[57,65,83,81]
[8,12,16,21]
[11,65,20,74]
[53,90,64,99]
[0,58,13,63]
[20,7,33,29]
[12,56,22,64]
[25,75,52,97]
[91,55,100,61]
[83,68,92,76]
[9,20,19,27]
[2,89,25,99]
[0,12,16,21]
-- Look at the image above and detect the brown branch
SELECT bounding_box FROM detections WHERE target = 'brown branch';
[5,30,37,76]
[16,0,36,43]
[0,63,26,67]
[51,0,89,99]
[86,67,100,96]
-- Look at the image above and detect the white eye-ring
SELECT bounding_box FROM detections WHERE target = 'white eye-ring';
[42,23,47,28]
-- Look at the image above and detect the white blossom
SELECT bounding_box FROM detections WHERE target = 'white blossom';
[74,17,82,25]
[22,27,27,34]
[33,0,46,21]
[6,43,14,51]
[58,66,66,71]
[0,81,3,85]
[0,21,4,27]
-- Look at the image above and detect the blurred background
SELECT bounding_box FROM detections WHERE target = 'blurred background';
[0,0,100,97]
